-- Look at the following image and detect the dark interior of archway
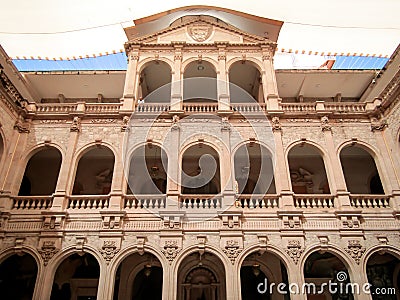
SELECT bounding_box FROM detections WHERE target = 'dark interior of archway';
[366,253,400,300]
[183,61,217,102]
[72,146,115,195]
[234,143,276,195]
[131,266,162,300]
[340,146,384,194]
[181,144,220,195]
[50,253,99,300]
[0,253,38,300]
[127,145,168,195]
[139,61,172,103]
[304,252,353,300]
[229,61,261,103]
[241,266,270,300]
[18,147,62,196]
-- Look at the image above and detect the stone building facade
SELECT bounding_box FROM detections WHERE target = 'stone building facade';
[0,6,399,300]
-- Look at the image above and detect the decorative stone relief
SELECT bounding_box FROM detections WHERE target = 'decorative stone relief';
[197,235,207,256]
[161,240,181,262]
[14,237,25,254]
[223,240,242,264]
[70,116,81,132]
[221,117,230,131]
[344,240,365,264]
[321,116,332,131]
[14,115,30,133]
[171,115,180,131]
[100,240,119,264]
[38,241,59,265]
[370,117,388,131]
[121,116,130,132]
[271,116,282,131]
[136,236,146,255]
[188,23,212,42]
[285,240,304,264]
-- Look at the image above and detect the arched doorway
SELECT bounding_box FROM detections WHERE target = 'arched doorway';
[304,251,353,300]
[288,144,330,194]
[138,61,171,103]
[50,253,100,300]
[234,143,275,195]
[113,253,162,300]
[340,145,384,194]
[0,253,38,299]
[240,251,289,300]
[229,61,263,103]
[72,146,115,195]
[18,147,62,196]
[178,252,226,300]
[366,252,399,300]
[183,61,217,102]
[181,144,220,195]
[127,144,168,195]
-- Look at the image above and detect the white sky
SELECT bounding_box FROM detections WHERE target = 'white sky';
[0,0,399,58]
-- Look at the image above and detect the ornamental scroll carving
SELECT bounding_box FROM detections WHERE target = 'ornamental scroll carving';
[100,240,119,264]
[223,240,242,264]
[345,240,365,264]
[162,240,181,262]
[285,240,304,264]
[38,241,59,265]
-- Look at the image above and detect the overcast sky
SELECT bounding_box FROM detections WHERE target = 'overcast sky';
[0,0,399,58]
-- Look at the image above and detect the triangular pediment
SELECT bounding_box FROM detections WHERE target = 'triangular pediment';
[128,16,267,44]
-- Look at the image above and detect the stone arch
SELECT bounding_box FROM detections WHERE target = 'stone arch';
[174,246,228,300]
[338,141,385,194]
[226,57,263,74]
[0,248,40,300]
[182,57,219,74]
[286,141,332,194]
[136,58,173,103]
[71,143,116,195]
[228,59,264,103]
[18,145,63,196]
[233,141,276,195]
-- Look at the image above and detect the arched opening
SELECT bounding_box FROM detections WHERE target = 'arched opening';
[183,61,217,102]
[113,253,162,300]
[340,145,384,194]
[304,251,353,300]
[234,143,275,195]
[138,61,171,103]
[240,251,289,300]
[72,146,115,195]
[229,61,263,103]
[288,144,330,194]
[177,252,226,300]
[0,253,38,299]
[50,253,100,300]
[366,252,400,300]
[127,144,168,195]
[181,144,220,195]
[18,147,62,196]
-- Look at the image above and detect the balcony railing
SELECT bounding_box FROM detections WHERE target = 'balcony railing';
[135,103,170,113]
[183,102,218,113]
[85,103,121,114]
[67,195,110,209]
[231,103,266,113]
[350,195,390,208]
[124,195,166,209]
[179,195,222,209]
[36,103,78,114]
[236,194,279,209]
[11,196,53,210]
[294,195,335,208]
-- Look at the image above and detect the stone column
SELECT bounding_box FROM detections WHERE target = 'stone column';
[220,117,235,210]
[225,262,240,300]
[96,260,110,300]
[109,136,124,210]
[162,262,174,300]
[285,261,307,300]
[121,47,140,112]
[217,43,230,111]
[271,117,294,209]
[166,121,181,209]
[261,45,279,107]
[320,116,351,208]
[171,43,184,111]
[52,126,80,209]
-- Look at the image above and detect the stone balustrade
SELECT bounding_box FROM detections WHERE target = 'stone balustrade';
[182,102,219,113]
[350,194,391,208]
[293,194,335,208]
[124,195,166,209]
[67,195,110,209]
[231,103,266,113]
[11,196,53,210]
[179,195,222,209]
[135,103,170,113]
[236,194,279,208]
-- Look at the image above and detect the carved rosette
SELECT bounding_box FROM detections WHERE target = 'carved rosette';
[321,116,332,132]
[345,240,365,264]
[271,116,282,131]
[285,240,304,264]
[38,241,59,265]
[100,241,119,264]
[223,240,242,264]
[162,240,181,262]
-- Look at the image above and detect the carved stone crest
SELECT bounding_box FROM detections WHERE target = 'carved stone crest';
[223,240,242,264]
[321,116,332,132]
[38,241,59,265]
[162,240,181,262]
[285,240,304,264]
[100,240,119,264]
[70,116,81,132]
[271,116,282,131]
[345,240,365,264]
[188,24,212,42]
[370,117,387,131]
